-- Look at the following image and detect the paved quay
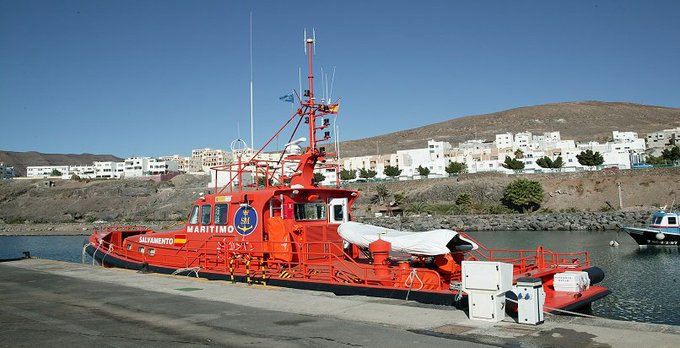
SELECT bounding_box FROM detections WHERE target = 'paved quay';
[1,259,679,347]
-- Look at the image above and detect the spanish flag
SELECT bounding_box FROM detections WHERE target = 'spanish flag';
[174,234,187,246]
[328,103,339,113]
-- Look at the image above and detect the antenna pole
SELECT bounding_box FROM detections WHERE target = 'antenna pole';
[334,121,340,160]
[249,12,254,151]
[321,67,325,103]
[298,67,302,97]
[306,35,315,149]
[329,66,336,102]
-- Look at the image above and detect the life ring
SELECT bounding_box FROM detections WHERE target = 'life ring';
[216,239,226,262]
[217,238,227,250]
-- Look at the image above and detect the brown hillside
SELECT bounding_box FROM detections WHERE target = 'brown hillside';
[0,151,122,177]
[338,101,680,157]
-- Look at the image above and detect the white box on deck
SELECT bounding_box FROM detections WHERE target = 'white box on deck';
[461,261,513,292]
[553,271,590,293]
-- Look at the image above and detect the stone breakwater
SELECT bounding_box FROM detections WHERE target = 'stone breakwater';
[357,210,654,232]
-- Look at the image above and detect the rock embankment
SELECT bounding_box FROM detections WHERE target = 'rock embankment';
[357,210,653,232]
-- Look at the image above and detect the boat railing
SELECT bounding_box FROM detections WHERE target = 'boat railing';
[210,158,296,194]
[94,225,149,234]
[210,157,341,194]
[142,236,446,290]
[460,233,590,272]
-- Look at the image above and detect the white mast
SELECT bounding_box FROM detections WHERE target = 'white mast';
[329,66,336,102]
[249,12,254,151]
[298,67,302,96]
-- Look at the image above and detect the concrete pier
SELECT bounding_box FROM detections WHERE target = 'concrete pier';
[1,259,678,347]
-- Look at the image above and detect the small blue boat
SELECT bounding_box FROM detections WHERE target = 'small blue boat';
[623,211,680,246]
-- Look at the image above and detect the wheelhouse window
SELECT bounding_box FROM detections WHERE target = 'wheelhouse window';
[668,216,677,225]
[189,205,200,225]
[294,203,326,221]
[214,204,229,225]
[201,204,211,225]
[270,198,282,218]
[333,205,344,221]
[653,216,663,225]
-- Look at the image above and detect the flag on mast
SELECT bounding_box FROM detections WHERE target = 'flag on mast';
[279,94,294,103]
[327,103,339,113]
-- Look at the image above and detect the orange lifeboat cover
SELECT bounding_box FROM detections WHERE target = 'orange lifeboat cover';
[266,217,292,262]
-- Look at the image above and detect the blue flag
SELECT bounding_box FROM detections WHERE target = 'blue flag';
[279,93,294,103]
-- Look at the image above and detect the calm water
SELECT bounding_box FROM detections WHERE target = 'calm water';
[1,231,679,325]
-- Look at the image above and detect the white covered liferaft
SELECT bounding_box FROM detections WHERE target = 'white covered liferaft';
[338,221,478,256]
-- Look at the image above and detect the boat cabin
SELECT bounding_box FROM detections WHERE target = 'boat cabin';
[650,212,680,230]
[182,187,358,263]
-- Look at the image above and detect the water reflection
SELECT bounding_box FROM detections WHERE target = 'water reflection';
[635,246,680,256]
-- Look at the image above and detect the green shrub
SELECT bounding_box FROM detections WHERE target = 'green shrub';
[4,216,24,224]
[455,193,472,206]
[503,179,544,212]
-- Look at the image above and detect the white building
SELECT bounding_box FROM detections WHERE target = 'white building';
[69,165,96,179]
[573,131,647,169]
[192,148,232,172]
[122,157,179,178]
[94,161,124,179]
[0,162,16,179]
[495,133,513,149]
[159,155,203,174]
[646,127,680,156]
[26,166,70,178]
[513,132,533,151]
[612,131,639,143]
[533,131,562,150]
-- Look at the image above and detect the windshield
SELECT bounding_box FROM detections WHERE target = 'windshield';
[294,203,326,221]
[189,205,199,225]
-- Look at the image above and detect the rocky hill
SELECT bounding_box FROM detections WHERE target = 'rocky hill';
[337,101,680,157]
[1,169,677,228]
[348,167,680,214]
[0,174,210,224]
[0,151,122,177]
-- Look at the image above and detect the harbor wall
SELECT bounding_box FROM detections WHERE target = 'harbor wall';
[357,210,653,232]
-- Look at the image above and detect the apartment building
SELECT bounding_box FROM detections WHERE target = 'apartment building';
[0,162,16,179]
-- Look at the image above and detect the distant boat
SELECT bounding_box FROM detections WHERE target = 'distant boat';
[622,211,680,246]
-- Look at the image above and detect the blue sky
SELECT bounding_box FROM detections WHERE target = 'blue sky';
[1,0,679,157]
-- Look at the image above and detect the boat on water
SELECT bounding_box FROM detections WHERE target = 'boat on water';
[86,34,610,312]
[622,210,680,246]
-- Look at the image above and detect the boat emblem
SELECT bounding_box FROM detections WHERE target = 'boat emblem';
[234,205,258,236]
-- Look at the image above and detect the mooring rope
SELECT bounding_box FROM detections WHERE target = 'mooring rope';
[171,267,201,278]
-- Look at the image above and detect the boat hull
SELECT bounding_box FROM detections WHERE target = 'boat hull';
[623,227,680,246]
[85,243,610,313]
